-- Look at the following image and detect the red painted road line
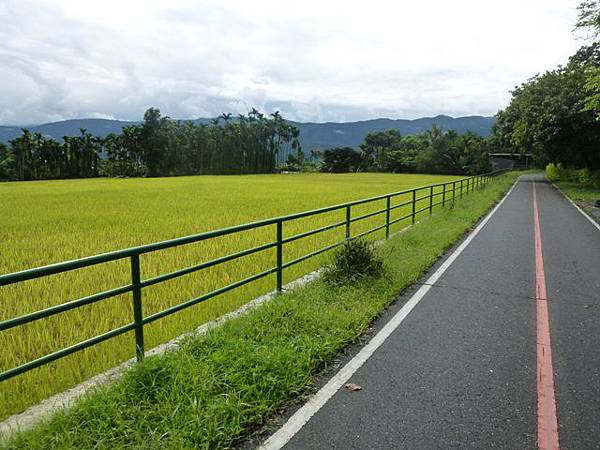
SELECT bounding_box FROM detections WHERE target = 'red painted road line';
[533,180,560,450]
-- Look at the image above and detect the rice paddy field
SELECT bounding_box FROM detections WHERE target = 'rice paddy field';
[0,172,460,419]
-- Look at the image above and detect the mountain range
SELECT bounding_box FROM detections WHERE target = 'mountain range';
[0,115,495,151]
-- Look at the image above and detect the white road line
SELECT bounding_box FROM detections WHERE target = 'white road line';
[259,178,520,450]
[552,183,600,232]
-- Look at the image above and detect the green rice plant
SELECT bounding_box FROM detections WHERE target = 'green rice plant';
[0,172,460,419]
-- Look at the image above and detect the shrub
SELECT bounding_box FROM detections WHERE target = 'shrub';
[577,168,592,186]
[592,170,600,189]
[324,239,384,284]
[565,168,579,182]
[545,162,561,181]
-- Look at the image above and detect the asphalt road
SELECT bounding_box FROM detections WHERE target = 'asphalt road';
[266,175,600,450]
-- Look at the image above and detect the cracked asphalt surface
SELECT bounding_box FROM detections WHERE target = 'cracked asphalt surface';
[271,175,600,450]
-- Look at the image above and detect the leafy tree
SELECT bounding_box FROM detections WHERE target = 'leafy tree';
[0,142,14,179]
[283,149,306,171]
[9,129,35,180]
[362,126,489,175]
[492,44,600,170]
[321,147,363,173]
[140,108,168,177]
[360,130,403,171]
[576,1,600,39]
[574,3,600,118]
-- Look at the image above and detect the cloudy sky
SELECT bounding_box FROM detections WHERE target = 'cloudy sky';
[0,0,584,125]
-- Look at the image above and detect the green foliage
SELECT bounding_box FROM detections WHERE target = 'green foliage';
[546,163,562,181]
[583,66,600,117]
[576,2,600,118]
[0,142,14,180]
[494,5,600,170]
[2,108,301,180]
[557,178,600,202]
[546,163,599,188]
[324,239,384,284]
[577,167,593,185]
[321,126,491,175]
[593,170,600,188]
[359,129,404,171]
[576,1,600,39]
[6,128,102,180]
[281,148,318,172]
[492,44,600,171]
[320,147,363,172]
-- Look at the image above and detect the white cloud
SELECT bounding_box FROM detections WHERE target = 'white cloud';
[0,0,583,124]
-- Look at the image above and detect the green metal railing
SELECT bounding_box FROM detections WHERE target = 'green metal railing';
[0,170,507,382]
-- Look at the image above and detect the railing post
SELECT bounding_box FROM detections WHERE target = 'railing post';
[345,205,351,239]
[460,179,463,199]
[276,221,283,293]
[412,190,416,224]
[442,183,446,207]
[385,196,391,240]
[130,254,144,362]
[452,181,456,206]
[429,186,434,215]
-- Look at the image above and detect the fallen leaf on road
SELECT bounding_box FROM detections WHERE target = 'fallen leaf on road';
[344,383,362,392]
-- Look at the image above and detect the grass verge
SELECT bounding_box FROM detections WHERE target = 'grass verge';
[2,172,520,450]
[555,181,600,223]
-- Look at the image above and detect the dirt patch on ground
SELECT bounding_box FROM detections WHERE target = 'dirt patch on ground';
[577,200,600,222]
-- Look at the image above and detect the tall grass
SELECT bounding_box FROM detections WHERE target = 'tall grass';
[0,173,459,419]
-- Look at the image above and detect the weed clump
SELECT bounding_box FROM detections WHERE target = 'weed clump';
[324,239,384,284]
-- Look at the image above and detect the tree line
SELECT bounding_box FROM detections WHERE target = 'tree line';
[296,126,491,175]
[0,108,301,180]
[490,1,600,177]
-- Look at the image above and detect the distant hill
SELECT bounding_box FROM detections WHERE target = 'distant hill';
[290,115,495,151]
[0,115,495,151]
[0,119,138,143]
